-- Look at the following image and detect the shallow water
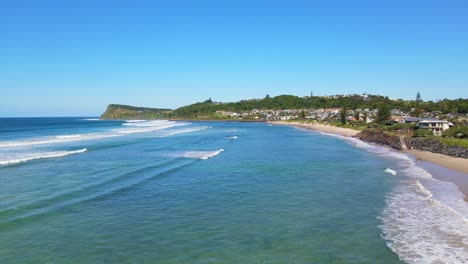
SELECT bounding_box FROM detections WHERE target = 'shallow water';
[0,118,466,263]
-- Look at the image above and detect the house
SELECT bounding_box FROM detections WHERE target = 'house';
[417,119,453,136]
[403,117,453,135]
[403,117,423,124]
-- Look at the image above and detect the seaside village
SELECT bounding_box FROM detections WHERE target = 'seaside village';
[216,107,459,136]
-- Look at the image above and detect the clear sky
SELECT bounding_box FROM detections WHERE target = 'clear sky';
[1,0,467,116]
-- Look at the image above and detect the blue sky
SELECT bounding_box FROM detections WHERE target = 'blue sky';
[1,0,467,116]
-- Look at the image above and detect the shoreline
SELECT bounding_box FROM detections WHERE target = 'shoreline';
[270,121,468,201]
[270,121,359,137]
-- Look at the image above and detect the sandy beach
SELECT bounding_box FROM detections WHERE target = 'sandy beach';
[270,121,359,137]
[271,121,468,201]
[408,150,468,174]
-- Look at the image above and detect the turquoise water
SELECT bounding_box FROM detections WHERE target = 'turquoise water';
[0,118,466,263]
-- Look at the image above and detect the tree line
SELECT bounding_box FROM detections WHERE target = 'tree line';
[172,95,468,118]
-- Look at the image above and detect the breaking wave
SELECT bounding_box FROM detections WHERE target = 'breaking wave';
[114,121,189,134]
[0,120,189,148]
[311,130,468,263]
[161,126,208,136]
[168,149,224,160]
[0,133,119,148]
[343,137,468,263]
[0,148,87,166]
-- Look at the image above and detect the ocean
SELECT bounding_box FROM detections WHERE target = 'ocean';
[0,118,466,263]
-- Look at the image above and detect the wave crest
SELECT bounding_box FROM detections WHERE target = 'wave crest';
[168,149,224,160]
[0,148,87,166]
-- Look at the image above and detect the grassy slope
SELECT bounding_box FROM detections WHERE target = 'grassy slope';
[100,104,172,119]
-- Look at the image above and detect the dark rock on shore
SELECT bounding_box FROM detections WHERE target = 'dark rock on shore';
[406,138,468,159]
[354,129,403,150]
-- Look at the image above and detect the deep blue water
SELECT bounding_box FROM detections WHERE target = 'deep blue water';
[0,118,466,263]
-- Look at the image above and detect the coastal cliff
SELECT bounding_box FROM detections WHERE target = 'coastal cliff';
[100,104,172,120]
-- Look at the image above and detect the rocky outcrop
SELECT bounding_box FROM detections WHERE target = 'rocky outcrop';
[354,129,403,150]
[354,129,468,159]
[406,138,468,158]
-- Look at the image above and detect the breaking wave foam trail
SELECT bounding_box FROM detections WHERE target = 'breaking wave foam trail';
[314,131,468,263]
[0,149,87,166]
[115,122,189,134]
[82,118,100,121]
[123,120,169,127]
[227,136,238,139]
[162,126,208,136]
[0,121,190,148]
[124,120,147,123]
[380,177,468,264]
[344,140,468,263]
[0,133,119,148]
[55,134,82,139]
[170,149,224,160]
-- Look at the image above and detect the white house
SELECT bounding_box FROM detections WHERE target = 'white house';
[402,117,453,136]
[417,119,453,136]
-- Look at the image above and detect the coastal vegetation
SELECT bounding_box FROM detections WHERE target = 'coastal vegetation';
[171,94,467,118]
[100,94,467,150]
[101,94,468,120]
[100,104,171,119]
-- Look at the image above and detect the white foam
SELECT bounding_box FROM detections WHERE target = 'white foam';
[380,179,468,264]
[0,148,87,166]
[368,147,468,263]
[55,134,82,139]
[115,122,189,134]
[0,121,190,148]
[162,126,208,136]
[312,130,468,262]
[123,120,169,127]
[169,149,224,160]
[82,118,100,121]
[385,168,397,175]
[0,133,119,148]
[124,120,147,123]
[227,136,238,139]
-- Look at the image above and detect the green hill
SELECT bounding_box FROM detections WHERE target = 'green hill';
[100,104,172,119]
[100,95,468,120]
[171,95,467,118]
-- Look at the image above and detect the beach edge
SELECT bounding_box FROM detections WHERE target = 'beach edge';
[270,121,468,202]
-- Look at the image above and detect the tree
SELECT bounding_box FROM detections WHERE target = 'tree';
[299,110,306,120]
[443,126,468,139]
[354,110,360,120]
[376,104,391,124]
[265,94,270,99]
[416,92,422,103]
[340,108,347,125]
[413,129,433,137]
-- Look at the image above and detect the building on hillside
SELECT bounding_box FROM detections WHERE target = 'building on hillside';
[403,117,453,136]
[403,117,423,124]
[417,119,453,136]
